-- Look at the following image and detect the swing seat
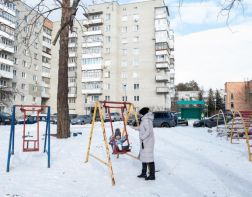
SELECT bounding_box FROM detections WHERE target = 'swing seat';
[112,144,131,154]
[23,139,39,152]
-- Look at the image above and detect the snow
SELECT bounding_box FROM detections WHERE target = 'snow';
[1,122,252,197]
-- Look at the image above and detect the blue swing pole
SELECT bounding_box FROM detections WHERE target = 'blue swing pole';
[7,105,16,172]
[47,106,51,168]
[43,106,49,153]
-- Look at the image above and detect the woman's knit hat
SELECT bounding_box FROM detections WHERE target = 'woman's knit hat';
[139,107,150,116]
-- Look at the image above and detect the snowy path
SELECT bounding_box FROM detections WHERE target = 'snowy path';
[1,123,252,197]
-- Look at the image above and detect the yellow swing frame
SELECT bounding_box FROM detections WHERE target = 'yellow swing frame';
[85,101,139,186]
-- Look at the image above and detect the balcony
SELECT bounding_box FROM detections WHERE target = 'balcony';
[82,53,102,59]
[69,32,77,37]
[82,64,103,70]
[0,57,13,66]
[82,41,103,48]
[156,62,169,69]
[42,72,50,78]
[42,41,51,49]
[68,71,77,77]
[83,30,102,36]
[69,52,77,57]
[83,18,103,27]
[0,70,13,79]
[82,88,102,95]
[0,29,14,41]
[41,92,50,98]
[42,62,51,69]
[69,103,76,109]
[170,73,175,79]
[0,4,16,17]
[68,62,76,67]
[68,43,77,48]
[68,93,77,97]
[0,43,14,53]
[169,38,174,51]
[43,32,51,39]
[82,77,102,83]
[156,87,169,93]
[41,82,50,88]
[156,50,168,56]
[68,82,77,87]
[155,75,170,82]
[0,17,15,29]
[42,51,51,58]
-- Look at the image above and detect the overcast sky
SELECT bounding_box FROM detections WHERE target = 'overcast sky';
[23,0,252,90]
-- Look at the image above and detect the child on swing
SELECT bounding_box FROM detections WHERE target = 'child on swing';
[109,128,128,151]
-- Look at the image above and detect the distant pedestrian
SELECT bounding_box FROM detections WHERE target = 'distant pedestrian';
[136,107,155,180]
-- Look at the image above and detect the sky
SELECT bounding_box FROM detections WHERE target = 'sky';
[23,0,252,90]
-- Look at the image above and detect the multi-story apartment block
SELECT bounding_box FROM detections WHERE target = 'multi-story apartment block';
[81,0,175,113]
[0,1,53,113]
[0,0,16,111]
[51,0,175,115]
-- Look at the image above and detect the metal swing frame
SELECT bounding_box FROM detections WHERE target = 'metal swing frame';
[85,101,139,186]
[6,105,51,172]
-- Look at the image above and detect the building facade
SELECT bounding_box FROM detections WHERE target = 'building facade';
[0,0,16,111]
[51,0,175,115]
[225,81,252,111]
[0,1,53,114]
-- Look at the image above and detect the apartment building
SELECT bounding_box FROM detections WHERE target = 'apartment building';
[225,81,252,111]
[0,0,16,112]
[51,0,175,115]
[0,1,53,113]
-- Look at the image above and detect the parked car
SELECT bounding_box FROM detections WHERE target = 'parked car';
[193,114,232,128]
[171,112,188,126]
[153,111,176,128]
[18,116,37,124]
[0,112,11,125]
[71,115,92,125]
[104,112,121,122]
[127,114,141,126]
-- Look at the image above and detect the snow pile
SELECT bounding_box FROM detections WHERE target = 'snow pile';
[1,122,252,197]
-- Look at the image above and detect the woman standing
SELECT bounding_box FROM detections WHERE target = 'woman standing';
[137,107,155,180]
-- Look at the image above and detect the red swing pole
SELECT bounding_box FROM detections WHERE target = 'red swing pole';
[36,109,40,151]
[23,109,26,152]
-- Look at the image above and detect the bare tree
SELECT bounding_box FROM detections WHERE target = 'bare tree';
[7,0,85,138]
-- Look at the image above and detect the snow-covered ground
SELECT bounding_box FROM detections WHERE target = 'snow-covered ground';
[1,122,252,197]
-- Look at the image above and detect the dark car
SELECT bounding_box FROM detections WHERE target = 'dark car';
[193,114,232,128]
[0,112,11,125]
[71,115,92,125]
[153,111,176,128]
[172,112,188,126]
[127,114,141,126]
[18,116,37,124]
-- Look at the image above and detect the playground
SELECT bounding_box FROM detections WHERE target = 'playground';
[1,118,252,196]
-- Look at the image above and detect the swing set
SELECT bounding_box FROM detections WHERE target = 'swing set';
[85,101,139,185]
[6,105,51,172]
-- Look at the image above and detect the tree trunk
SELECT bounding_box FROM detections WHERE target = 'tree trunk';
[57,0,71,138]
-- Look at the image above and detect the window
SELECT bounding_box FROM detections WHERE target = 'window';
[134,84,139,90]
[21,83,25,89]
[105,36,111,43]
[122,96,127,101]
[105,25,110,32]
[134,96,139,101]
[34,53,38,59]
[231,102,234,108]
[133,48,139,55]
[133,25,139,32]
[68,98,76,103]
[91,95,99,101]
[21,95,25,102]
[122,49,127,56]
[21,72,26,78]
[33,97,36,102]
[105,96,110,101]
[33,75,38,81]
[105,48,110,54]
[12,82,16,88]
[105,13,111,20]
[231,93,234,100]
[0,79,7,86]
[34,64,38,70]
[23,60,26,67]
[82,58,102,65]
[121,72,127,79]
[121,26,127,33]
